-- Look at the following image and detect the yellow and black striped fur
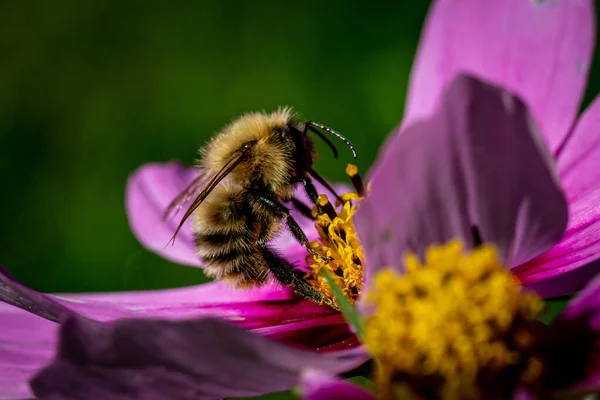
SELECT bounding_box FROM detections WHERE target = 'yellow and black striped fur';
[165,107,356,307]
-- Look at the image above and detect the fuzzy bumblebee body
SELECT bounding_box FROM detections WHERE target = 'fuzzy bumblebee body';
[201,108,314,199]
[166,108,356,307]
[193,182,279,286]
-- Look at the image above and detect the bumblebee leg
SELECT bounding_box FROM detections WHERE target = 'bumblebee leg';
[255,193,331,262]
[289,197,314,220]
[260,244,339,310]
[291,176,319,203]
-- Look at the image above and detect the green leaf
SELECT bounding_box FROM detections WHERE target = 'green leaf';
[347,376,375,392]
[321,269,365,341]
[538,296,571,325]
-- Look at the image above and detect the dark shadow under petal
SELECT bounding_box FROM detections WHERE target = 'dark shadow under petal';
[30,316,368,400]
[356,75,568,279]
[542,273,600,396]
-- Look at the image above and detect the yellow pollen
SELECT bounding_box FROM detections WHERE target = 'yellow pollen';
[304,166,365,306]
[346,164,359,177]
[318,194,330,207]
[364,240,544,400]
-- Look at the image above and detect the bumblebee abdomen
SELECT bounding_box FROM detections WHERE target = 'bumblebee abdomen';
[192,182,271,287]
[198,239,268,286]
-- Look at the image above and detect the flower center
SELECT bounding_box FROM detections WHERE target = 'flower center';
[364,240,544,400]
[304,164,365,305]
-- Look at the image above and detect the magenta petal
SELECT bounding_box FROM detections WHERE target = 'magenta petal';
[0,303,58,399]
[558,93,600,203]
[300,369,374,400]
[356,75,568,278]
[0,260,302,324]
[544,274,600,395]
[0,265,73,323]
[30,317,368,400]
[5,271,346,346]
[0,279,350,399]
[61,283,353,351]
[522,261,600,299]
[404,0,595,153]
[513,187,600,296]
[57,282,293,322]
[1,258,347,344]
[126,161,204,267]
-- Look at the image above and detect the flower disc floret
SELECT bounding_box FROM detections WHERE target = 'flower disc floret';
[364,240,544,400]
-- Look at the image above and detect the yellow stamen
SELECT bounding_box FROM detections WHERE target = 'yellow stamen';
[346,164,359,177]
[364,240,544,400]
[346,163,365,196]
[304,165,365,305]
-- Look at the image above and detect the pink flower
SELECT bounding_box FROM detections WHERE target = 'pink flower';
[2,0,600,398]
[297,277,600,400]
[28,75,600,399]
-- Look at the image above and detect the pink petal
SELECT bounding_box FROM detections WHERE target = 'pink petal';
[356,75,568,280]
[0,267,355,398]
[557,93,600,203]
[300,369,374,400]
[0,265,73,323]
[56,281,292,322]
[59,283,353,351]
[126,161,204,267]
[30,317,367,399]
[403,0,594,153]
[5,272,345,343]
[126,161,352,267]
[521,261,600,299]
[0,304,57,400]
[513,187,600,297]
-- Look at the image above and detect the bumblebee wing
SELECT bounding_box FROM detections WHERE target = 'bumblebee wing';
[167,150,248,246]
[162,171,209,221]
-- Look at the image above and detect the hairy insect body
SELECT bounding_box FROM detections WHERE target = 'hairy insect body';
[201,108,307,197]
[165,107,356,308]
[193,181,279,287]
[194,109,304,286]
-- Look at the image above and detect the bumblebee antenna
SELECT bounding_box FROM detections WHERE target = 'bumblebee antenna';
[308,126,338,158]
[306,121,357,159]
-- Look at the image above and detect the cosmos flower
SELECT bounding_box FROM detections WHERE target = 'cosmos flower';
[28,75,600,399]
[298,271,600,400]
[1,0,600,397]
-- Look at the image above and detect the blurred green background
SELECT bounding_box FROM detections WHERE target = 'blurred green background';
[0,1,434,293]
[6,0,600,292]
[2,1,600,399]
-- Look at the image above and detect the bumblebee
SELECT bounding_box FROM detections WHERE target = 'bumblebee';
[165,108,356,307]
